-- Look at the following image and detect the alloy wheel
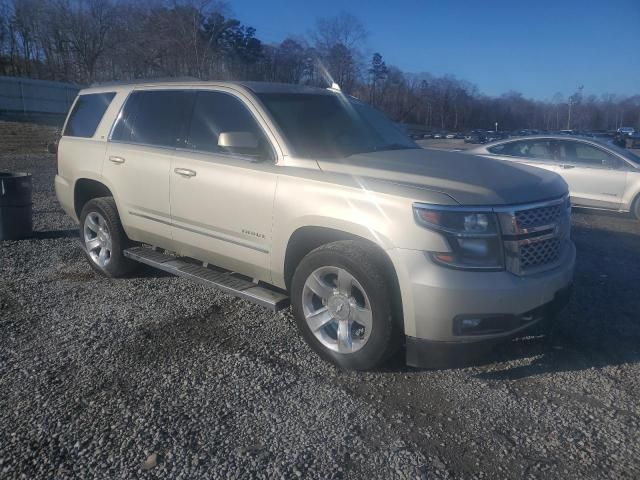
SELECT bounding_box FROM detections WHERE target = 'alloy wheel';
[302,266,373,353]
[83,211,112,268]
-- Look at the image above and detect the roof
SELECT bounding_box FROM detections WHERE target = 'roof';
[482,134,616,148]
[237,81,332,95]
[81,79,331,96]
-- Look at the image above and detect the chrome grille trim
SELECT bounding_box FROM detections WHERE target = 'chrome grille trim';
[515,203,563,230]
[497,196,571,275]
[519,237,562,269]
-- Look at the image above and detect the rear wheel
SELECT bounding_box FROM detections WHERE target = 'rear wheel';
[291,240,400,370]
[79,197,137,277]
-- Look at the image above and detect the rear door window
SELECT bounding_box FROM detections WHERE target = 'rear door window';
[558,141,622,168]
[111,90,193,148]
[488,139,557,161]
[64,92,116,138]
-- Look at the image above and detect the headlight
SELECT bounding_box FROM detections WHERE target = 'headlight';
[413,206,504,270]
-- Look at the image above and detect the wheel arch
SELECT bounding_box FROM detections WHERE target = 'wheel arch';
[283,226,404,332]
[74,178,114,219]
[631,189,640,219]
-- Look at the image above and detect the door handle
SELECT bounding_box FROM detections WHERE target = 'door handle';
[559,164,575,169]
[174,168,197,177]
[109,155,125,164]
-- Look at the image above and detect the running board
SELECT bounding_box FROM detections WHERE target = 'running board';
[124,246,290,312]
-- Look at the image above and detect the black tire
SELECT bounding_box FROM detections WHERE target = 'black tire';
[290,240,401,370]
[79,197,138,278]
[632,195,640,220]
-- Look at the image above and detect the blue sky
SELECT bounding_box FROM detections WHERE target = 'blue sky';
[231,0,640,100]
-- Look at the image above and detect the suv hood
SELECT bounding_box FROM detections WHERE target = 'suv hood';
[317,148,567,205]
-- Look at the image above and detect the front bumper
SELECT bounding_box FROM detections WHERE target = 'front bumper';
[405,284,572,368]
[387,241,575,368]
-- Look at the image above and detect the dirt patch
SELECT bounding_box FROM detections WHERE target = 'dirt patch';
[0,121,59,154]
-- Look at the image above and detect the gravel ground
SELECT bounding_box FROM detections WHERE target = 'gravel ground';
[1,153,639,479]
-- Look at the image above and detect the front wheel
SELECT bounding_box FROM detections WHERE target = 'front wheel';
[290,240,401,370]
[632,195,640,220]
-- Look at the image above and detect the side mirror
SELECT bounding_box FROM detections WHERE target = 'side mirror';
[47,142,58,154]
[218,131,259,154]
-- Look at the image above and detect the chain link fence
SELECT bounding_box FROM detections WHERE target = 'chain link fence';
[0,76,79,126]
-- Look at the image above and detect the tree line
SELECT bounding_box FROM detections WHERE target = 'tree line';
[1,0,638,132]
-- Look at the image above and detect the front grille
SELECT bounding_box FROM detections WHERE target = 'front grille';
[515,203,563,230]
[499,196,570,275]
[519,237,561,269]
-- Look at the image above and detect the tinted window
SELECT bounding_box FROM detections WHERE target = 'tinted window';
[488,139,557,160]
[112,90,192,147]
[187,91,271,158]
[64,92,115,138]
[257,93,417,159]
[606,142,640,165]
[558,141,620,168]
[487,143,508,154]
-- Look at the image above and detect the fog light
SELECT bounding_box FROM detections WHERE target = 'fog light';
[453,315,515,336]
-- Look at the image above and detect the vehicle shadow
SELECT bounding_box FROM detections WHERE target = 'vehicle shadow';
[30,229,78,240]
[127,263,174,279]
[474,220,640,380]
[15,230,174,280]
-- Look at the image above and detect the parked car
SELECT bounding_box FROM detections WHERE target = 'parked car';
[626,131,640,149]
[432,131,445,139]
[485,131,500,143]
[55,81,574,370]
[514,129,537,137]
[583,130,613,140]
[469,135,640,218]
[464,130,487,143]
[617,126,635,136]
[445,132,456,139]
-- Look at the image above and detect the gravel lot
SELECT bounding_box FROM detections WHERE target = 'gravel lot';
[1,153,639,479]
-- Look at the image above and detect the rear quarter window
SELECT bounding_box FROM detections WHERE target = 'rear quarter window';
[64,92,116,138]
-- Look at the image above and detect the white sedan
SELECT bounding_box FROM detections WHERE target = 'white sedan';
[469,135,640,218]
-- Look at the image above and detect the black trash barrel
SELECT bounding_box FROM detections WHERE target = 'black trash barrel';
[0,172,33,240]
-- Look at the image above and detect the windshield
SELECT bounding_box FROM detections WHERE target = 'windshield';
[257,92,418,158]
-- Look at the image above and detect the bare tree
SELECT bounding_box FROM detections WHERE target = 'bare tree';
[55,0,117,83]
[309,12,367,90]
[311,12,367,54]
[567,85,584,129]
[0,5,638,132]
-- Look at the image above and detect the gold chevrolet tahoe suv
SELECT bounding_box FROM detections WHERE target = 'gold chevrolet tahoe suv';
[55,81,575,370]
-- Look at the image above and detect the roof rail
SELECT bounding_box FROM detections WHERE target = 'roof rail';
[89,76,201,87]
